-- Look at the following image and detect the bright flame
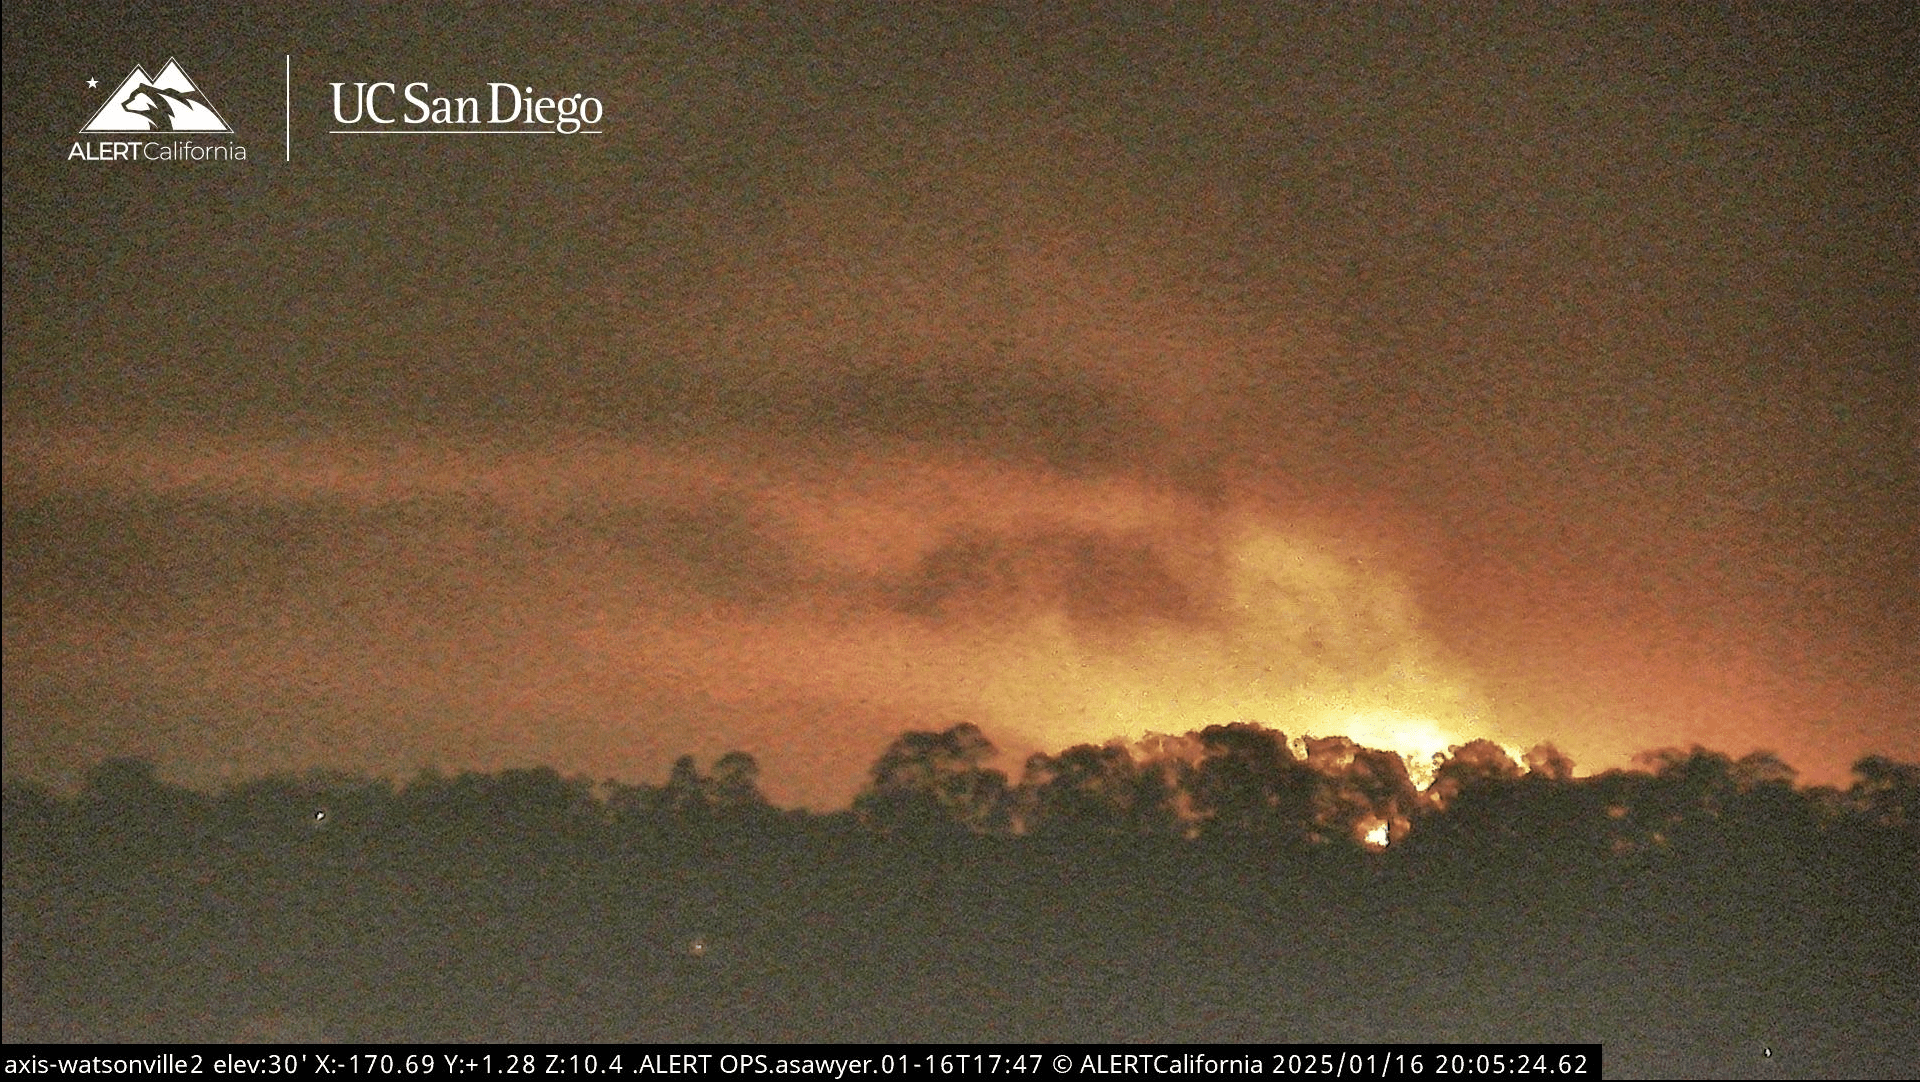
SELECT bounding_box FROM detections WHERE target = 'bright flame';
[1316,709,1464,788]
[965,524,1499,756]
[1363,820,1390,849]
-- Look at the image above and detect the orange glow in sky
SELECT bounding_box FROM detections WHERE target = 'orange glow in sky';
[12,424,1883,809]
[5,16,1915,804]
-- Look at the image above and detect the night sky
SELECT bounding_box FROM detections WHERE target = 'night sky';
[4,3,1915,808]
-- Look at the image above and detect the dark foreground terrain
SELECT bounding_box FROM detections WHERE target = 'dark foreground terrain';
[4,727,1915,1077]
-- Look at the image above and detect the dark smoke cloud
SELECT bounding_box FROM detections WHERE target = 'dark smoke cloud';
[886,527,1198,628]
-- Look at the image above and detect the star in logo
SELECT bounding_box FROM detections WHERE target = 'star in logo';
[87,77,99,88]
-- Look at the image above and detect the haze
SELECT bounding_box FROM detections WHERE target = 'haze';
[3,4,1915,807]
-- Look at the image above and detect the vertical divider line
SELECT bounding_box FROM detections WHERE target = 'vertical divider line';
[284,54,291,162]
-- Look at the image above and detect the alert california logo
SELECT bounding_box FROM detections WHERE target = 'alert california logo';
[70,57,249,162]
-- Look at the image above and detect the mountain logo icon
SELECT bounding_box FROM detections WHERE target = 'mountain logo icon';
[81,58,233,133]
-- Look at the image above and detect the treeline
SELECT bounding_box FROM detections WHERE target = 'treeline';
[6,723,1913,861]
[2,725,1915,1068]
[854,724,1920,861]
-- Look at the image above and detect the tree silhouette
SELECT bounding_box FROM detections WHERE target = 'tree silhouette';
[1303,737,1420,845]
[77,756,206,858]
[1427,739,1523,810]
[1018,742,1180,838]
[1523,742,1576,781]
[1849,754,1920,832]
[855,723,1011,836]
[1183,723,1316,844]
[708,751,769,811]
